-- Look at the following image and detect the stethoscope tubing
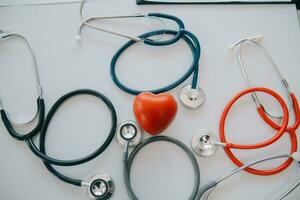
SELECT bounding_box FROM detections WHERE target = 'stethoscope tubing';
[219,87,298,175]
[259,92,300,132]
[79,0,185,45]
[110,29,200,95]
[1,97,45,140]
[145,13,185,46]
[222,130,297,175]
[220,87,289,150]
[26,89,117,168]
[197,153,298,200]
[0,32,45,140]
[25,89,118,187]
[123,136,201,200]
[232,38,300,132]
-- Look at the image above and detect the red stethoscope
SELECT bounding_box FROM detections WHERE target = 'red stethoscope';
[192,35,300,176]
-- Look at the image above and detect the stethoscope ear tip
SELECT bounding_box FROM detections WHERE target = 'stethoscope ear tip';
[255,34,263,42]
[0,30,11,40]
[228,44,236,52]
[75,34,82,43]
[228,34,264,52]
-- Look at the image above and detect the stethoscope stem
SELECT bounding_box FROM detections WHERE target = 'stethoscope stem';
[123,141,130,161]
[218,154,291,182]
[231,36,295,120]
[215,141,226,147]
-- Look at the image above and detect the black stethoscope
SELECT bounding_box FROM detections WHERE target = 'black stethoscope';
[77,0,205,109]
[0,31,118,200]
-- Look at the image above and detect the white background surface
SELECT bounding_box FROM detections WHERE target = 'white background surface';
[0,1,300,200]
[0,0,293,6]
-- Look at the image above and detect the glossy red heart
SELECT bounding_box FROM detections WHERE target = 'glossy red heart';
[133,92,178,135]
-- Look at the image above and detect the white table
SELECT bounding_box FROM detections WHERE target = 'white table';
[0,1,299,199]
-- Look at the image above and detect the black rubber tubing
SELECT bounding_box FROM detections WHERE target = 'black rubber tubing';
[26,89,117,186]
[110,29,201,95]
[1,97,45,140]
[25,89,117,168]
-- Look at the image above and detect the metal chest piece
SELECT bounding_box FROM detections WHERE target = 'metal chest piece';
[179,84,205,109]
[192,130,218,157]
[87,174,114,200]
[116,120,143,147]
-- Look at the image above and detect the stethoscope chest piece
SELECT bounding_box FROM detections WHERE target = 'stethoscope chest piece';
[192,130,218,157]
[179,84,205,109]
[116,120,143,147]
[87,174,114,200]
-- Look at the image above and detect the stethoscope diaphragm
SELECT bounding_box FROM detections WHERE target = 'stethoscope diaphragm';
[191,130,224,157]
[86,174,115,200]
[179,84,205,109]
[115,120,143,147]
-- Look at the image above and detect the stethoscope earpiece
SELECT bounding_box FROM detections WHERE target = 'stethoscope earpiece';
[84,174,115,200]
[116,120,143,147]
[228,34,264,52]
[191,130,223,157]
[179,84,206,109]
[0,30,12,40]
[75,34,82,43]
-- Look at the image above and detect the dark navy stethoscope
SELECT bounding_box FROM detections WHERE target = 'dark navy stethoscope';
[0,30,117,200]
[77,0,205,109]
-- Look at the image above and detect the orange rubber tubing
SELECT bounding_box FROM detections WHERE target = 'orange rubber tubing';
[220,87,289,150]
[259,93,300,132]
[220,87,297,175]
[222,130,297,175]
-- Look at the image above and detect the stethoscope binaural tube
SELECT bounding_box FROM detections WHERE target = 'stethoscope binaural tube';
[229,36,300,130]
[78,0,185,45]
[219,87,298,175]
[220,87,289,149]
[258,92,300,132]
[0,31,45,140]
[111,29,201,95]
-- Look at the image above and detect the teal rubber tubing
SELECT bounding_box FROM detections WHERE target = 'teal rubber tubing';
[111,29,201,95]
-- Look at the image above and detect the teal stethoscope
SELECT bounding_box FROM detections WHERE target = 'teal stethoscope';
[0,30,118,200]
[77,0,205,109]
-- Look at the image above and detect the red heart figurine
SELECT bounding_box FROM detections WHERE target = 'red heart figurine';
[133,92,178,135]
